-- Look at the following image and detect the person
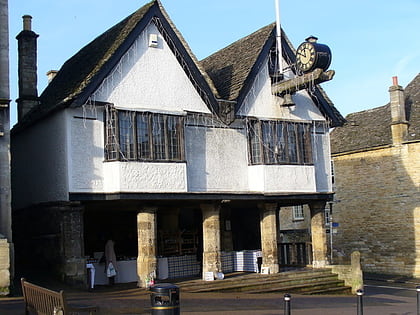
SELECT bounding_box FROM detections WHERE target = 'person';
[105,239,117,285]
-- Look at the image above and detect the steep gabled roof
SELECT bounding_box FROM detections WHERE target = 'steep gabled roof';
[200,24,275,103]
[15,0,221,129]
[15,0,344,130]
[331,73,420,154]
[200,23,345,127]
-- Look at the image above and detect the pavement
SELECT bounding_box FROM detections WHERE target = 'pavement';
[1,272,420,314]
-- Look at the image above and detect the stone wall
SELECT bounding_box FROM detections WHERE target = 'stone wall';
[332,142,420,276]
[0,238,10,295]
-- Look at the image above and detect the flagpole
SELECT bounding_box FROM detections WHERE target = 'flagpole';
[274,0,283,74]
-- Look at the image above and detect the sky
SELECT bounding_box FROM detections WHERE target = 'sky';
[8,0,420,127]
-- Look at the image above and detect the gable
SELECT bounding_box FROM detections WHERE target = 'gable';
[14,0,220,131]
[236,58,325,121]
[13,0,344,132]
[200,23,344,127]
[91,22,211,115]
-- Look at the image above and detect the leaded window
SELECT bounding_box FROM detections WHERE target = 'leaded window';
[105,107,185,162]
[247,119,313,165]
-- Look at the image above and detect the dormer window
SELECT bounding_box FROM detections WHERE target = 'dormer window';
[105,106,185,162]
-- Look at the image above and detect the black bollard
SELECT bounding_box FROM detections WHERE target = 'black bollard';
[356,289,364,315]
[416,286,420,315]
[284,293,291,315]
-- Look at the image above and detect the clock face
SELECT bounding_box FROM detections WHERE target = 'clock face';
[296,42,316,72]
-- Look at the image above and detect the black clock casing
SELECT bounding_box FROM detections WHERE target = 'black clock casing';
[296,37,332,73]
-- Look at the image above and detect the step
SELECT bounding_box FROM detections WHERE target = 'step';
[177,269,334,291]
[185,274,341,293]
[176,269,352,295]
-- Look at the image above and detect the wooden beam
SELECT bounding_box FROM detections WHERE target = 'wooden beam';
[271,68,335,95]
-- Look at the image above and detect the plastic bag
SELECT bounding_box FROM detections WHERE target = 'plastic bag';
[107,262,117,277]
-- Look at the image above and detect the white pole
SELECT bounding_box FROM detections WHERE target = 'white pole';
[274,0,283,74]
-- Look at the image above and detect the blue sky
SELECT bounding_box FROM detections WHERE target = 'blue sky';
[8,0,420,126]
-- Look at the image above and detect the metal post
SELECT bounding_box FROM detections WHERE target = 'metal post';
[328,202,333,264]
[284,293,291,315]
[356,289,364,315]
[416,286,420,315]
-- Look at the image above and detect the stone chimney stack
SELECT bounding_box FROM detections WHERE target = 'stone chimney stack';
[46,70,58,83]
[16,15,39,121]
[388,76,409,145]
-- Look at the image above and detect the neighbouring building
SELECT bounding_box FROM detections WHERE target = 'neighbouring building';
[11,0,344,287]
[0,0,12,296]
[331,74,420,276]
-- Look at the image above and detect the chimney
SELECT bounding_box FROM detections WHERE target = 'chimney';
[46,70,58,83]
[16,15,39,121]
[388,76,408,145]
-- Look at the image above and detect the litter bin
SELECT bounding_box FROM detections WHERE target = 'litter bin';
[150,283,180,315]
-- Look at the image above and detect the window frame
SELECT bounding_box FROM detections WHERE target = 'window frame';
[104,107,185,163]
[247,119,313,166]
[292,205,305,221]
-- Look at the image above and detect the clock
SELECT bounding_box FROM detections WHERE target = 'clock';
[296,36,332,73]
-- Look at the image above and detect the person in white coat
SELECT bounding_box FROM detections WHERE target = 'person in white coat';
[105,239,117,285]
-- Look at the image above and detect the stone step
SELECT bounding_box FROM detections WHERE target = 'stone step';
[185,275,342,293]
[176,269,330,291]
[175,268,352,295]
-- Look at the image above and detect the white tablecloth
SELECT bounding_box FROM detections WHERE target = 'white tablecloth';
[91,260,138,285]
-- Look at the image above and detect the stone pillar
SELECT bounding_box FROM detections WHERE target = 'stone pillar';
[0,0,12,296]
[137,207,157,288]
[61,203,86,286]
[0,238,10,296]
[200,203,221,279]
[259,203,279,274]
[309,201,328,268]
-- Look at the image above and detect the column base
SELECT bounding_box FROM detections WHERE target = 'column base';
[312,260,329,268]
[261,263,279,274]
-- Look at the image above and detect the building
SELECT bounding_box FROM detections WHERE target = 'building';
[0,0,12,296]
[331,74,420,276]
[11,0,344,287]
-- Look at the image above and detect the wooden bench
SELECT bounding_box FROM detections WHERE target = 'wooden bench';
[21,278,98,315]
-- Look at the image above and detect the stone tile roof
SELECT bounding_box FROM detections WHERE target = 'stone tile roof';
[14,0,345,131]
[200,24,275,102]
[331,73,420,154]
[15,0,221,129]
[200,24,345,127]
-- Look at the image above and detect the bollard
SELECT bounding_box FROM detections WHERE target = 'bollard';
[416,286,420,315]
[284,293,291,315]
[356,289,364,315]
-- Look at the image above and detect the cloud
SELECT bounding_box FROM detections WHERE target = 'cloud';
[393,52,420,76]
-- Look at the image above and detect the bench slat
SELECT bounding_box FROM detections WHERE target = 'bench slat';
[21,278,98,315]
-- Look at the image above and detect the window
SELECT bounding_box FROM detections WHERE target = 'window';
[105,107,185,162]
[247,119,313,165]
[293,205,305,221]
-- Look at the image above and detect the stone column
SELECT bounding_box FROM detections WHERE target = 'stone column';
[309,201,328,268]
[0,237,10,296]
[200,203,221,279]
[137,207,157,288]
[259,203,279,274]
[61,203,86,286]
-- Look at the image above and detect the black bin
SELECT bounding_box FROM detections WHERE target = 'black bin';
[150,283,180,315]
